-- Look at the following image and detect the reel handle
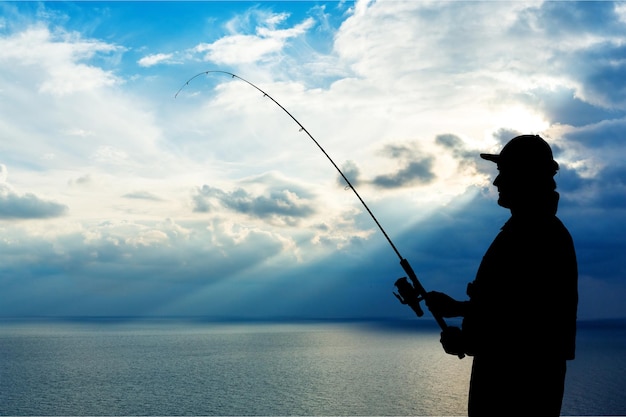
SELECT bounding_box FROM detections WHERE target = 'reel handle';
[394,259,465,359]
[393,277,424,317]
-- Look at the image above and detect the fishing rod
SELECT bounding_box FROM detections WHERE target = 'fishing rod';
[176,71,461,356]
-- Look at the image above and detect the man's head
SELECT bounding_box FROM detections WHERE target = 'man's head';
[481,135,559,210]
[480,134,559,176]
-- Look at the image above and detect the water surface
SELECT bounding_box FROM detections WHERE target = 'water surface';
[0,319,623,415]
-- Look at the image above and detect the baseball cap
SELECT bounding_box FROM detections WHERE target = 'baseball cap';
[480,135,559,175]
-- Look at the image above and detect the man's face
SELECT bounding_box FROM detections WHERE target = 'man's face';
[492,166,523,209]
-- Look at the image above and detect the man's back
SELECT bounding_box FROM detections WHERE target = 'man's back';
[464,213,578,416]
[463,213,578,359]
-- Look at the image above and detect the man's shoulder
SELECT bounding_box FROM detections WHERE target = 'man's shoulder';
[552,216,575,239]
[501,215,575,246]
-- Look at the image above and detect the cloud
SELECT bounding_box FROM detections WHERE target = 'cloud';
[372,159,435,189]
[0,22,163,174]
[193,183,315,226]
[506,2,626,110]
[338,160,361,188]
[122,191,164,202]
[337,142,437,190]
[517,87,625,127]
[563,117,626,166]
[193,10,315,65]
[1,1,626,320]
[0,165,68,219]
[561,41,626,109]
[0,26,122,95]
[0,217,297,316]
[137,52,175,67]
[0,185,68,219]
[545,124,626,210]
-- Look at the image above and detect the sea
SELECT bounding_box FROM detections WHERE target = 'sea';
[0,318,624,416]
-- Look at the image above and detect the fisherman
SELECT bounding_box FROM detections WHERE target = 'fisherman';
[425,135,578,416]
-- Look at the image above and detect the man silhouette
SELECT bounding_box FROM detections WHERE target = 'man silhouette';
[426,135,578,416]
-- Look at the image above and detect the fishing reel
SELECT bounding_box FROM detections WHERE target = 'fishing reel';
[393,276,425,317]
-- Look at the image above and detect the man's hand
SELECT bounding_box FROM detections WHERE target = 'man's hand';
[425,291,465,318]
[440,326,465,356]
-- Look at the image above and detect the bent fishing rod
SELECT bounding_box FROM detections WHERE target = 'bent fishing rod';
[176,71,460,355]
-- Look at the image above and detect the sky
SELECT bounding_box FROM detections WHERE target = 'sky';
[0,0,625,321]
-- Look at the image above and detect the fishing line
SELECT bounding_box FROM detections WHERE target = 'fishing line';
[175,70,404,262]
[175,70,457,343]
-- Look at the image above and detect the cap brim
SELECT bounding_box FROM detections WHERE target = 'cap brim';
[480,153,499,162]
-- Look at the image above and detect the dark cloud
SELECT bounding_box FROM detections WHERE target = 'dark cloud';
[594,164,626,208]
[340,136,486,192]
[434,133,464,150]
[368,143,436,189]
[552,165,592,199]
[372,160,435,188]
[0,188,68,219]
[492,129,523,146]
[569,42,626,109]
[338,160,361,188]
[510,3,626,110]
[560,193,626,292]
[0,219,289,316]
[193,184,315,225]
[435,133,480,168]
[122,191,164,201]
[534,2,622,36]
[565,117,626,150]
[511,2,624,41]
[560,162,626,210]
[518,87,625,127]
[540,3,626,109]
[435,133,505,182]
[69,174,93,187]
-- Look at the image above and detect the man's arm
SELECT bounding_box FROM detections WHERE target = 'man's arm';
[424,291,471,356]
[425,291,469,318]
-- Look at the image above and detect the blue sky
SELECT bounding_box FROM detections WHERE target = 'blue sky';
[0,1,625,321]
